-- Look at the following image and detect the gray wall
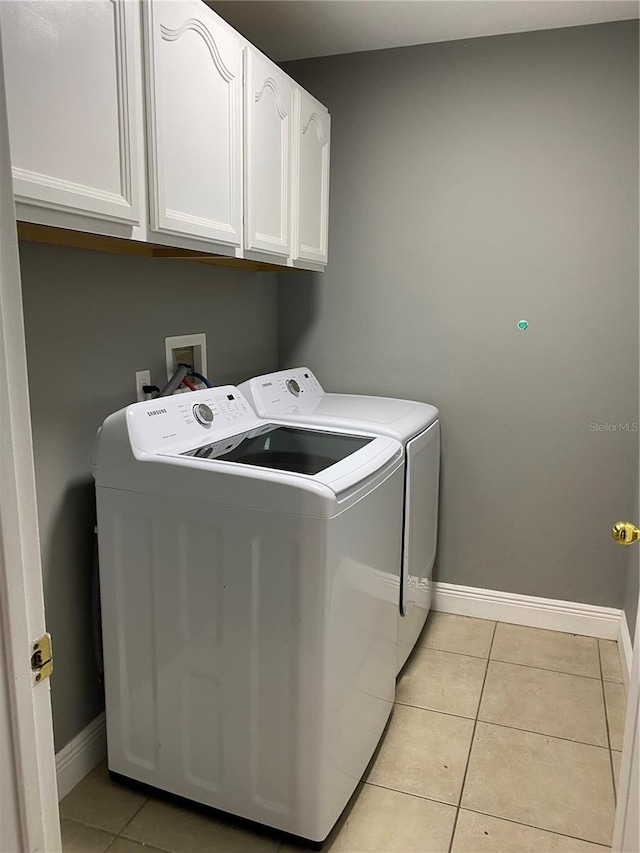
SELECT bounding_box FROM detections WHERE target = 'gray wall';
[20,242,278,751]
[280,21,639,610]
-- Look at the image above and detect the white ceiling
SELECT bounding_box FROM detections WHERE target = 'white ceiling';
[208,0,639,62]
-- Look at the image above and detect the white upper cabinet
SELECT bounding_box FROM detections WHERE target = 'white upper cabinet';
[292,88,330,266]
[244,49,293,258]
[2,0,330,267]
[144,0,243,247]
[0,0,142,226]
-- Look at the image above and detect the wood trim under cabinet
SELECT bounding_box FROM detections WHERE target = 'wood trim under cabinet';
[17,222,302,273]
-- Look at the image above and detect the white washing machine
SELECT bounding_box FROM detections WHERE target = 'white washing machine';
[239,368,440,672]
[93,386,404,843]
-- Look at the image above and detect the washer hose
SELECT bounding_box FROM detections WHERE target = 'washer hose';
[156,363,188,398]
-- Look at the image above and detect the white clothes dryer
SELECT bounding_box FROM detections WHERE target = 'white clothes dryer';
[93,386,404,843]
[239,368,440,672]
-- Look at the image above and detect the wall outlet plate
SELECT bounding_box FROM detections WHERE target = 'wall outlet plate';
[165,333,207,383]
[135,370,151,402]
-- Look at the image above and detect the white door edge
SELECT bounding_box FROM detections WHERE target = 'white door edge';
[612,606,639,852]
[612,162,640,850]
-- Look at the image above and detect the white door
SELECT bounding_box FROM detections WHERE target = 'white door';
[0,0,142,226]
[293,88,330,265]
[611,558,640,846]
[0,21,60,853]
[612,601,639,851]
[610,306,640,850]
[245,48,292,257]
[144,0,243,247]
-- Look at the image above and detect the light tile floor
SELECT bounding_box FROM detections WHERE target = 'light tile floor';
[60,615,627,853]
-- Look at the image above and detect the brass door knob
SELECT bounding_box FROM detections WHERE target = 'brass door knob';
[611,521,640,545]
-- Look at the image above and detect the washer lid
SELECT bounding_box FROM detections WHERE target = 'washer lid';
[181,423,374,476]
[311,394,432,424]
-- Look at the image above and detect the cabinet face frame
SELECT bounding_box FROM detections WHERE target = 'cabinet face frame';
[292,88,330,265]
[3,0,142,226]
[143,0,243,247]
[244,48,292,257]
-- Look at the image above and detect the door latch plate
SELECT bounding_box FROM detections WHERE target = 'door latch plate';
[31,633,53,683]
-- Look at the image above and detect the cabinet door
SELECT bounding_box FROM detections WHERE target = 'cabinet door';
[0,0,141,225]
[245,49,292,257]
[145,1,243,246]
[293,89,330,265]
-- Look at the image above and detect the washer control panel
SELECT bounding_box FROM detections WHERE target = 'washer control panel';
[241,368,324,415]
[128,386,260,453]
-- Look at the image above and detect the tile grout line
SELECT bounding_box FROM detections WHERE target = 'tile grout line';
[597,641,617,804]
[424,642,607,682]
[115,795,150,845]
[393,700,611,750]
[472,718,609,751]
[116,827,176,853]
[116,830,175,853]
[461,805,614,848]
[58,814,119,840]
[393,701,476,722]
[446,620,498,853]
[488,654,602,681]
[363,779,457,809]
[59,805,152,851]
[416,643,493,662]
[59,816,117,848]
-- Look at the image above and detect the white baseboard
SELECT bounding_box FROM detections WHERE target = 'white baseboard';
[433,582,622,640]
[55,712,106,801]
[617,611,633,684]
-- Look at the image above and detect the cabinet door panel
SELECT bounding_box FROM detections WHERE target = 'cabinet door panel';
[145,0,242,246]
[245,50,292,256]
[294,89,330,265]
[1,0,141,225]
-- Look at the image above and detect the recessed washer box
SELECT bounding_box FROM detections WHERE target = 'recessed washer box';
[165,333,207,383]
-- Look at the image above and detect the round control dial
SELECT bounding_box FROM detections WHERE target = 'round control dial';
[286,378,301,396]
[193,403,214,426]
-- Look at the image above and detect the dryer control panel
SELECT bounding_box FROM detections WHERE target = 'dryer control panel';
[126,386,260,454]
[240,368,324,415]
